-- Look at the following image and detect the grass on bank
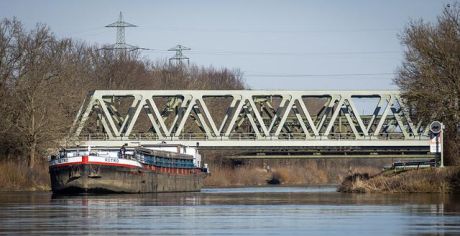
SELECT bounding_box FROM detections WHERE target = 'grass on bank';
[204,162,381,187]
[0,161,50,191]
[338,166,460,193]
[0,158,385,191]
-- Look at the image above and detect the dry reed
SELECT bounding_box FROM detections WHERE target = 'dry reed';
[0,161,50,191]
[204,160,382,187]
[339,167,460,193]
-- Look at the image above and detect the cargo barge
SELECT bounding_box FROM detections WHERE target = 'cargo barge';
[49,144,208,194]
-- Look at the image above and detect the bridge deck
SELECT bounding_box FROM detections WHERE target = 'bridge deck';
[65,90,434,158]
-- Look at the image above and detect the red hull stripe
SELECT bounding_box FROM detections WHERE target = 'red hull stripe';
[50,162,203,175]
[51,161,140,169]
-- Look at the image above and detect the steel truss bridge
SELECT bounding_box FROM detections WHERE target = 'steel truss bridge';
[67,90,433,159]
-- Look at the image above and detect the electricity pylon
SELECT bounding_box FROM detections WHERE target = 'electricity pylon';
[103,12,142,51]
[168,44,191,65]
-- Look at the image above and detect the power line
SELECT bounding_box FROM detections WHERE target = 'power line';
[144,49,401,56]
[244,72,396,78]
[67,27,106,36]
[141,25,402,34]
[187,50,400,56]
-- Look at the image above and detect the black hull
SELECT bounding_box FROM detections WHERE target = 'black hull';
[49,164,205,194]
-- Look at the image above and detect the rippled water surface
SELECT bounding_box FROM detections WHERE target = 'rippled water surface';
[1,187,460,235]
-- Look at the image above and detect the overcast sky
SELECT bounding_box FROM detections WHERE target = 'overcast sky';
[0,0,452,90]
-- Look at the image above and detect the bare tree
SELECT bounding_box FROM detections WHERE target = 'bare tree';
[0,18,92,167]
[8,24,69,168]
[395,3,460,165]
[0,16,247,169]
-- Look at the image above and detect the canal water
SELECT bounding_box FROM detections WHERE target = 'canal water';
[0,187,459,235]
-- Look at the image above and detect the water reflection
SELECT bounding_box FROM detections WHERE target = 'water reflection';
[0,187,459,235]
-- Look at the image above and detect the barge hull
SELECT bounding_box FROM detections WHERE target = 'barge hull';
[49,164,205,194]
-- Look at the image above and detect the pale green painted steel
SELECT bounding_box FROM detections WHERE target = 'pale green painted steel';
[233,154,435,159]
[68,90,431,148]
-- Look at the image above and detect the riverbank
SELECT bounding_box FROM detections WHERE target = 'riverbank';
[0,161,50,191]
[338,166,460,193]
[0,159,384,191]
[203,161,381,187]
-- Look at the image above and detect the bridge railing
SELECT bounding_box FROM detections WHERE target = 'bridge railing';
[75,132,428,142]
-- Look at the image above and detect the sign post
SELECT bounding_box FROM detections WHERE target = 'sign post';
[440,129,444,168]
[429,121,444,168]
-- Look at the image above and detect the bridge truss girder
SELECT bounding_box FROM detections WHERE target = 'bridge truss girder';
[69,90,430,148]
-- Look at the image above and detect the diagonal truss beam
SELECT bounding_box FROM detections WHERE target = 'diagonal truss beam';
[70,90,429,142]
